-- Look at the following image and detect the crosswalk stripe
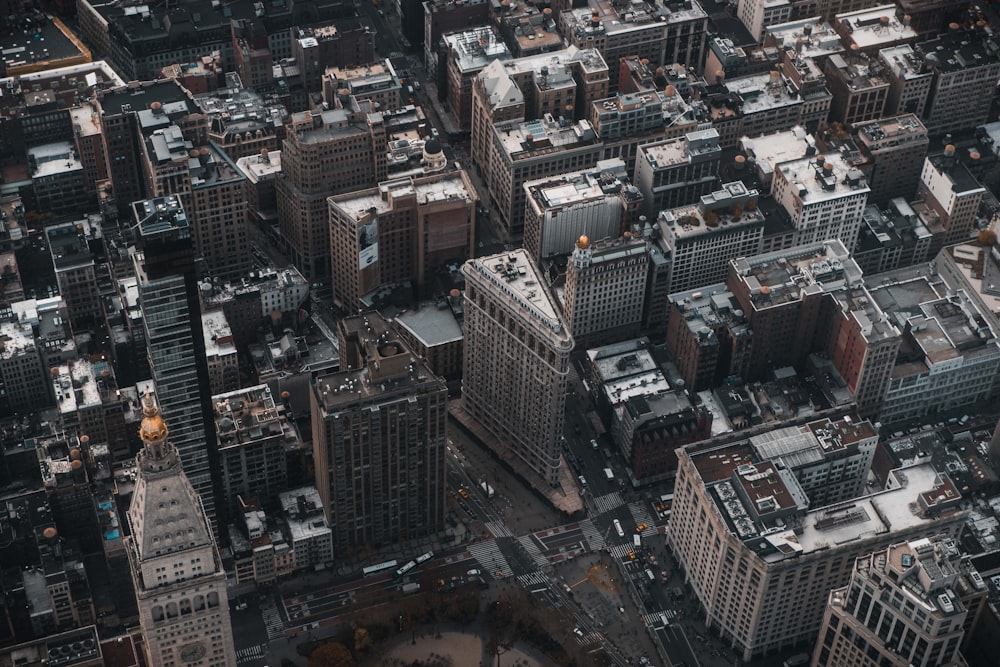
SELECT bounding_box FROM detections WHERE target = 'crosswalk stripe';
[518,535,547,567]
[628,502,657,536]
[485,520,514,538]
[261,606,285,641]
[468,539,513,578]
[593,492,624,514]
[579,518,605,551]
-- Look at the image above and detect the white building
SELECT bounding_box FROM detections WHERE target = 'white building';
[203,310,239,396]
[772,151,869,249]
[738,0,792,41]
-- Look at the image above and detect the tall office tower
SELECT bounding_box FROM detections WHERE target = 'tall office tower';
[562,234,649,347]
[523,158,641,261]
[635,128,721,218]
[917,149,986,250]
[657,181,765,294]
[668,439,967,661]
[822,52,889,126]
[328,169,477,310]
[462,250,573,487]
[486,117,603,237]
[471,59,526,173]
[879,45,933,118]
[559,1,708,92]
[772,151,869,250]
[813,536,987,667]
[276,107,387,280]
[126,393,236,667]
[311,312,446,551]
[854,115,928,205]
[293,22,376,93]
[132,196,224,539]
[920,25,1000,136]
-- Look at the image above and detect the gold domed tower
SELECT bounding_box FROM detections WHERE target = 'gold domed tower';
[137,390,179,470]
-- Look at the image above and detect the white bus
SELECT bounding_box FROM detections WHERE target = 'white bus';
[633,534,642,549]
[394,560,417,578]
[362,559,398,577]
[415,551,434,565]
[613,519,625,538]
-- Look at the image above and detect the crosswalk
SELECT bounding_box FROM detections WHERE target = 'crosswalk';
[628,502,658,537]
[580,518,605,551]
[608,544,636,561]
[468,539,514,578]
[576,631,603,646]
[236,644,266,664]
[261,605,285,641]
[485,520,514,538]
[517,571,549,591]
[642,610,675,628]
[592,492,625,514]
[518,535,548,567]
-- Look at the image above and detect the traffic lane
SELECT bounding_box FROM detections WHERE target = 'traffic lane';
[656,623,699,667]
[535,526,587,551]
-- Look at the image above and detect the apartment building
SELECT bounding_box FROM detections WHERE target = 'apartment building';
[214,385,298,511]
[562,234,649,347]
[833,6,918,55]
[772,151,869,250]
[192,81,290,161]
[236,149,282,226]
[590,86,704,174]
[635,128,721,218]
[0,309,53,411]
[869,262,1000,426]
[920,25,1000,136]
[28,142,88,215]
[292,21,376,93]
[705,38,782,84]
[486,117,603,236]
[46,221,101,330]
[813,535,987,667]
[658,181,766,294]
[276,107,387,280]
[324,60,405,112]
[738,0,792,41]
[423,0,492,71]
[496,5,564,58]
[726,241,901,417]
[854,114,929,205]
[199,267,309,348]
[68,102,109,205]
[669,438,967,661]
[853,199,934,277]
[311,313,447,551]
[328,169,476,309]
[879,44,934,118]
[443,27,513,132]
[51,358,128,459]
[462,250,573,487]
[203,310,239,396]
[764,17,844,60]
[917,148,986,249]
[559,0,708,92]
[823,52,890,126]
[470,60,526,174]
[523,158,641,261]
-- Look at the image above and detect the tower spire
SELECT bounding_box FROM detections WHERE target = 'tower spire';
[138,390,177,467]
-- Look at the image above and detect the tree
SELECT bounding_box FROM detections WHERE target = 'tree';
[978,229,997,246]
[308,642,355,667]
[352,627,371,654]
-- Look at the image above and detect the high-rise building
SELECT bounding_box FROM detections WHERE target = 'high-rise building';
[523,158,641,261]
[737,0,792,41]
[46,220,102,331]
[443,27,513,132]
[668,435,967,661]
[231,18,273,92]
[917,149,986,249]
[423,0,492,72]
[822,51,890,126]
[470,60,525,178]
[132,196,224,539]
[635,128,722,218]
[328,169,477,310]
[813,535,987,667]
[771,151,869,249]
[292,22,376,93]
[657,181,766,294]
[126,393,236,667]
[486,117,603,236]
[854,114,928,205]
[462,250,573,487]
[276,107,387,280]
[920,26,1000,136]
[559,1,708,92]
[879,44,934,118]
[311,312,447,551]
[562,234,649,347]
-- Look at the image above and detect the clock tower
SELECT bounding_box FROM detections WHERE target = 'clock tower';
[126,392,237,667]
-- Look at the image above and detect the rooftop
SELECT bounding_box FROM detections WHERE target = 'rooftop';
[731,239,864,309]
[775,149,869,205]
[0,13,87,74]
[855,113,927,149]
[939,242,1000,322]
[193,83,288,137]
[660,182,764,240]
[525,158,636,210]
[501,7,562,53]
[235,149,282,182]
[28,142,81,179]
[202,309,236,359]
[826,52,890,90]
[724,70,803,116]
[394,304,463,348]
[465,248,570,340]
[132,196,188,239]
[587,338,673,406]
[739,125,815,183]
[330,170,476,220]
[765,18,844,59]
[495,116,599,160]
[561,0,707,38]
[640,127,720,169]
[921,26,1000,74]
[499,44,607,79]
[879,44,932,80]
[751,415,877,467]
[835,6,918,50]
[46,221,92,272]
[97,79,193,117]
[444,26,512,73]
[52,358,111,415]
[214,384,294,449]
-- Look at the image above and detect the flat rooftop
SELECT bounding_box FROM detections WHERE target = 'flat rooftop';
[496,117,599,159]
[835,6,918,49]
[28,141,81,178]
[775,149,869,205]
[330,171,475,221]
[394,304,463,348]
[499,44,607,79]
[879,44,932,80]
[0,15,86,71]
[765,18,844,59]
[525,158,631,210]
[202,310,236,359]
[443,26,512,73]
[855,113,927,149]
[561,0,707,37]
[725,71,803,116]
[731,240,864,309]
[739,126,815,182]
[235,150,282,182]
[640,128,720,169]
